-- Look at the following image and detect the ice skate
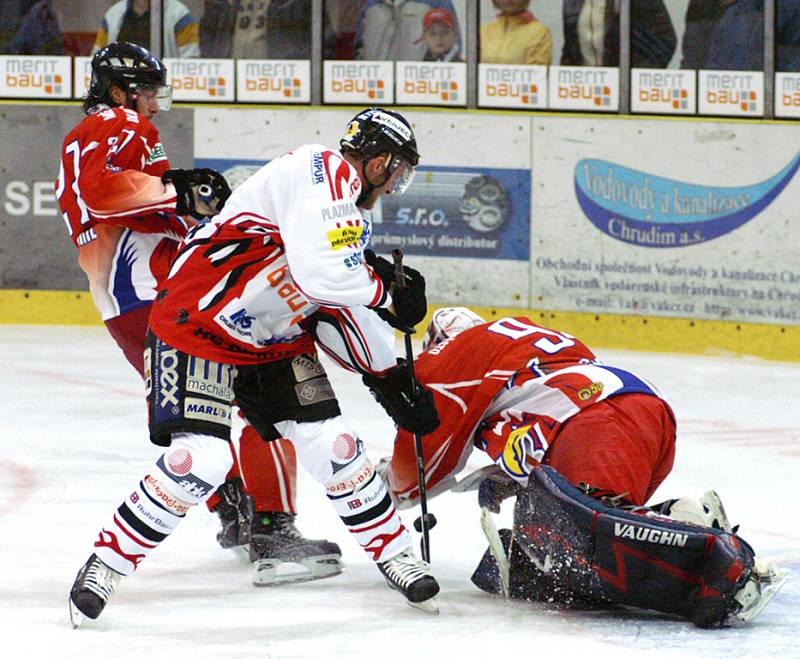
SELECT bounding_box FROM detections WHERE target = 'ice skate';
[213,477,252,559]
[727,558,788,625]
[377,548,440,613]
[68,553,122,628]
[249,512,343,586]
[656,490,737,532]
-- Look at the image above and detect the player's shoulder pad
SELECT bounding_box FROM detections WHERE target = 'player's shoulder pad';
[305,144,361,203]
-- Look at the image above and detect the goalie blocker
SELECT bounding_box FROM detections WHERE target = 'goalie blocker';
[472,465,774,628]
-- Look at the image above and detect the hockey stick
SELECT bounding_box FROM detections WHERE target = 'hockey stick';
[480,507,511,600]
[391,249,436,563]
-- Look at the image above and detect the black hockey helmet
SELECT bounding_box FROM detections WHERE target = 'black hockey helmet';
[85,41,172,113]
[340,108,419,201]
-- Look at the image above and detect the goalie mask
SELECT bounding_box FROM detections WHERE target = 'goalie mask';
[423,307,485,351]
[87,42,172,112]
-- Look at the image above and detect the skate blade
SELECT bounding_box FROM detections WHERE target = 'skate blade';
[252,555,344,587]
[408,595,439,614]
[733,569,789,625]
[69,598,85,629]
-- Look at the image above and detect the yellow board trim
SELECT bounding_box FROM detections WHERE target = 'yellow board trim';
[419,305,800,363]
[2,290,797,362]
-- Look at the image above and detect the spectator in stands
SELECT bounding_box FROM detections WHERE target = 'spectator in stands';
[417,7,461,62]
[480,0,553,64]
[682,0,800,71]
[480,0,552,65]
[7,0,63,54]
[1,0,37,53]
[325,0,366,59]
[355,0,460,61]
[561,0,676,68]
[93,0,199,58]
[199,0,311,59]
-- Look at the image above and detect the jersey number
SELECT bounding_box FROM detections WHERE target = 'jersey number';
[487,318,576,354]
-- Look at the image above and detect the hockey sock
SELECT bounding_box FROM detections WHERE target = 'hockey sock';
[93,433,233,575]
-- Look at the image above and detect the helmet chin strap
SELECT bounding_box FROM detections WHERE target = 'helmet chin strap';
[356,155,391,207]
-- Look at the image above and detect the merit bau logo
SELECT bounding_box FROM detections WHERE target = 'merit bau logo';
[0,56,71,98]
[165,59,234,102]
[478,64,547,109]
[396,61,466,106]
[236,60,309,103]
[323,61,393,103]
[549,66,619,111]
[631,69,696,114]
[574,153,800,247]
[699,70,763,116]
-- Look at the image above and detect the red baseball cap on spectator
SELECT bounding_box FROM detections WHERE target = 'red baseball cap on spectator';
[415,8,457,43]
[423,8,456,30]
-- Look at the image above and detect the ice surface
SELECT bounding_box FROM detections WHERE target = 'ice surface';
[1,326,797,659]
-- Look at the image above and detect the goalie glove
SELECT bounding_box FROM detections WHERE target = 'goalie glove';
[163,168,232,219]
[364,249,428,331]
[363,360,440,436]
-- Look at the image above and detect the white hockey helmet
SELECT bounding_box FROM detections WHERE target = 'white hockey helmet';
[423,307,485,351]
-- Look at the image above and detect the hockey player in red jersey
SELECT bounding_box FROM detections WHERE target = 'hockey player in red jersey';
[67,108,441,627]
[58,41,340,590]
[383,307,786,627]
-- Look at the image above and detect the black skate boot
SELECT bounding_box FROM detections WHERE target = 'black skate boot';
[378,548,440,613]
[68,553,123,628]
[213,477,253,556]
[249,512,344,586]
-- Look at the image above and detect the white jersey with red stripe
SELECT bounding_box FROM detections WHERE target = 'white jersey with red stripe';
[150,144,393,365]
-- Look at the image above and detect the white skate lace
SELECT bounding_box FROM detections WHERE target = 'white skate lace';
[83,558,121,602]
[381,551,431,589]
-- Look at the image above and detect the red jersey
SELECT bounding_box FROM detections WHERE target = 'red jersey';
[55,105,188,320]
[389,317,672,498]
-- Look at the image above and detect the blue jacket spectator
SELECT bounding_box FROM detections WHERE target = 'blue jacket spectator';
[8,0,63,55]
[684,0,800,71]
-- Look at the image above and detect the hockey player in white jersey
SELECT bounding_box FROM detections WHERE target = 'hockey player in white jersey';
[68,108,442,626]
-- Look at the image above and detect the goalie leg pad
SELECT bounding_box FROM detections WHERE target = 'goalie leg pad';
[509,465,755,627]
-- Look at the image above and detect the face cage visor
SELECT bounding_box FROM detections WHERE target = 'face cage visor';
[130,83,173,111]
[386,154,416,195]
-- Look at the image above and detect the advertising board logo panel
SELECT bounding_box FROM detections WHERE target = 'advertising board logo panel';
[574,153,800,247]
[631,68,696,115]
[323,60,393,104]
[478,64,547,109]
[236,60,310,103]
[164,58,235,102]
[776,73,800,118]
[698,70,763,116]
[395,61,466,106]
[0,56,71,99]
[548,66,619,112]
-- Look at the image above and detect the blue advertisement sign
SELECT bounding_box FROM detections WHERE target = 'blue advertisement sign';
[374,166,531,261]
[196,158,531,262]
[574,152,800,248]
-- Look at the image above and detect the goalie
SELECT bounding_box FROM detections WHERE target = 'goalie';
[379,307,786,627]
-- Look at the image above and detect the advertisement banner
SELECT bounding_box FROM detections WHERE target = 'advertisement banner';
[698,70,763,117]
[0,55,71,99]
[548,66,619,112]
[478,64,547,109]
[631,68,696,115]
[164,58,235,102]
[73,56,92,99]
[775,72,800,118]
[236,59,310,103]
[194,157,530,261]
[395,61,467,106]
[532,117,800,325]
[323,60,393,104]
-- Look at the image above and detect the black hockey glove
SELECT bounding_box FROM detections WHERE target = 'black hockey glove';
[363,360,440,436]
[163,168,232,219]
[364,249,428,331]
